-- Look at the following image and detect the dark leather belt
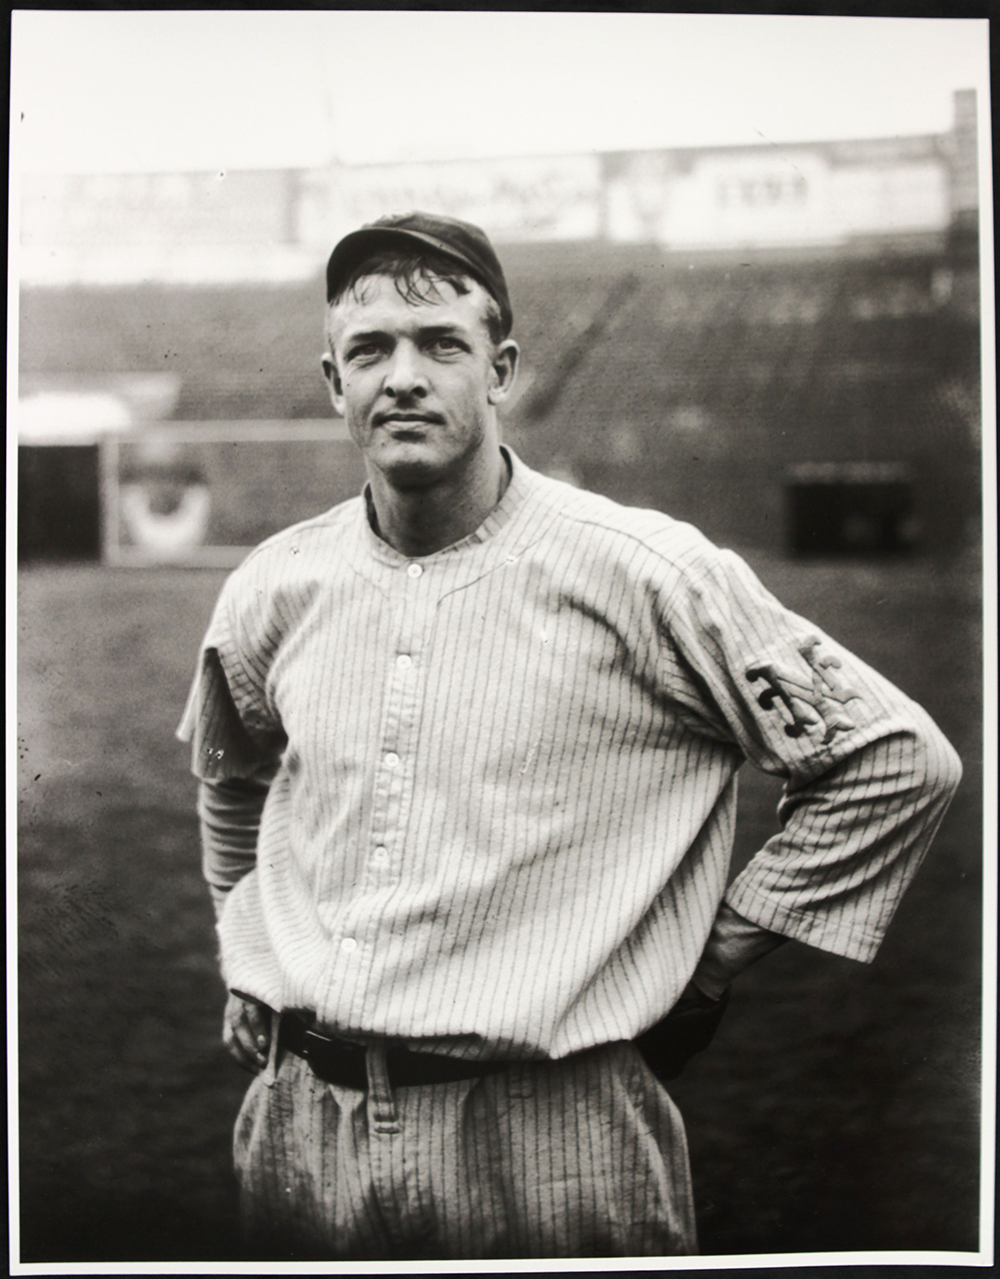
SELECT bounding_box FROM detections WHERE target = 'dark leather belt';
[279,989,729,1091]
[278,1014,511,1090]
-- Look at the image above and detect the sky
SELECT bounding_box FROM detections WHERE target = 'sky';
[10,11,990,174]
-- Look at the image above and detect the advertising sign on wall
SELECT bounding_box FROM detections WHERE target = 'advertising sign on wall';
[604,146,949,249]
[330,154,603,243]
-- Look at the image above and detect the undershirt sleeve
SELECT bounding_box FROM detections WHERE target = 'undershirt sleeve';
[198,767,277,918]
[690,902,789,999]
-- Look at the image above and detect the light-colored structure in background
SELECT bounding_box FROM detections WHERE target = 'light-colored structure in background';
[327,155,602,245]
[101,421,358,567]
[17,373,182,444]
[602,137,950,248]
[18,92,977,287]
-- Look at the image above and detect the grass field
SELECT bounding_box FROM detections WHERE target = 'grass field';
[15,546,984,1263]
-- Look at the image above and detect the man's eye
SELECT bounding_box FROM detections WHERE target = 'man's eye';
[431,337,463,353]
[349,343,381,361]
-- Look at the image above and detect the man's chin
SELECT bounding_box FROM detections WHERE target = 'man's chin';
[373,441,447,489]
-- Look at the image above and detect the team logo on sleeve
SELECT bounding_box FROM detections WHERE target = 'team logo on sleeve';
[746,637,862,743]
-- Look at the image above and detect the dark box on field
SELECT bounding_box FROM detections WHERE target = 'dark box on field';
[786,460,916,556]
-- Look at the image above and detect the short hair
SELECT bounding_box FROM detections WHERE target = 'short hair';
[325,247,505,352]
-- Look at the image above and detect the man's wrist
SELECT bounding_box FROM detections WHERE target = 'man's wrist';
[691,903,790,997]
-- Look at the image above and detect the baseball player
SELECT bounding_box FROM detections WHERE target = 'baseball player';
[178,211,962,1260]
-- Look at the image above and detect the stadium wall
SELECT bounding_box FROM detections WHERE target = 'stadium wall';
[18,92,977,284]
[17,239,980,562]
[17,93,980,562]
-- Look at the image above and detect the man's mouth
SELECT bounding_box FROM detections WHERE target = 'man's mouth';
[375,412,442,429]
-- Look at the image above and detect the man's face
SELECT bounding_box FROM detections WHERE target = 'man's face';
[322,274,518,490]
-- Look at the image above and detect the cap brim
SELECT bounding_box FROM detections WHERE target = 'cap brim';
[326,227,488,303]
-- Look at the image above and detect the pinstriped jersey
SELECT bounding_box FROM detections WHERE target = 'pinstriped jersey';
[178,447,961,1061]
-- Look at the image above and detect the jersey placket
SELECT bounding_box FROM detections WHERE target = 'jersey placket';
[365,560,431,889]
[330,559,437,1019]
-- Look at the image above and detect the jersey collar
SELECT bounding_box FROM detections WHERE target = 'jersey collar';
[358,446,535,568]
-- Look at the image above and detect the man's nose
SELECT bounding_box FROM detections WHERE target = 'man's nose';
[384,342,428,398]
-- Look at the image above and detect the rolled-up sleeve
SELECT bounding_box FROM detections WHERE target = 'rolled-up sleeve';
[666,547,962,962]
[176,578,285,782]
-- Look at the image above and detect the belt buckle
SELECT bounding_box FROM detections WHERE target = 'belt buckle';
[301,1027,367,1063]
[300,1028,332,1061]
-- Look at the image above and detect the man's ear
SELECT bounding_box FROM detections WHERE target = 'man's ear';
[487,339,520,406]
[321,353,346,417]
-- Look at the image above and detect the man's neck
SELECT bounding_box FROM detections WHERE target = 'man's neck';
[367,448,511,558]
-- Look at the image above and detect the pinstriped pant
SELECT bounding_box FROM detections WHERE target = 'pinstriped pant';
[233,1037,698,1259]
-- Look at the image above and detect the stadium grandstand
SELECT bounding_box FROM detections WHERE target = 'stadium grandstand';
[17,90,980,564]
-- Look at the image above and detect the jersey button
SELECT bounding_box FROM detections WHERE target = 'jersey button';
[406,562,423,578]
[396,654,413,670]
[340,937,358,954]
[373,845,388,862]
[384,752,400,769]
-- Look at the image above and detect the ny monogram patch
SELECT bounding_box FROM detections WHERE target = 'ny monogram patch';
[746,636,862,743]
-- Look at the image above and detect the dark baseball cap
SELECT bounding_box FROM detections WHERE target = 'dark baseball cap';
[325,211,513,338]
